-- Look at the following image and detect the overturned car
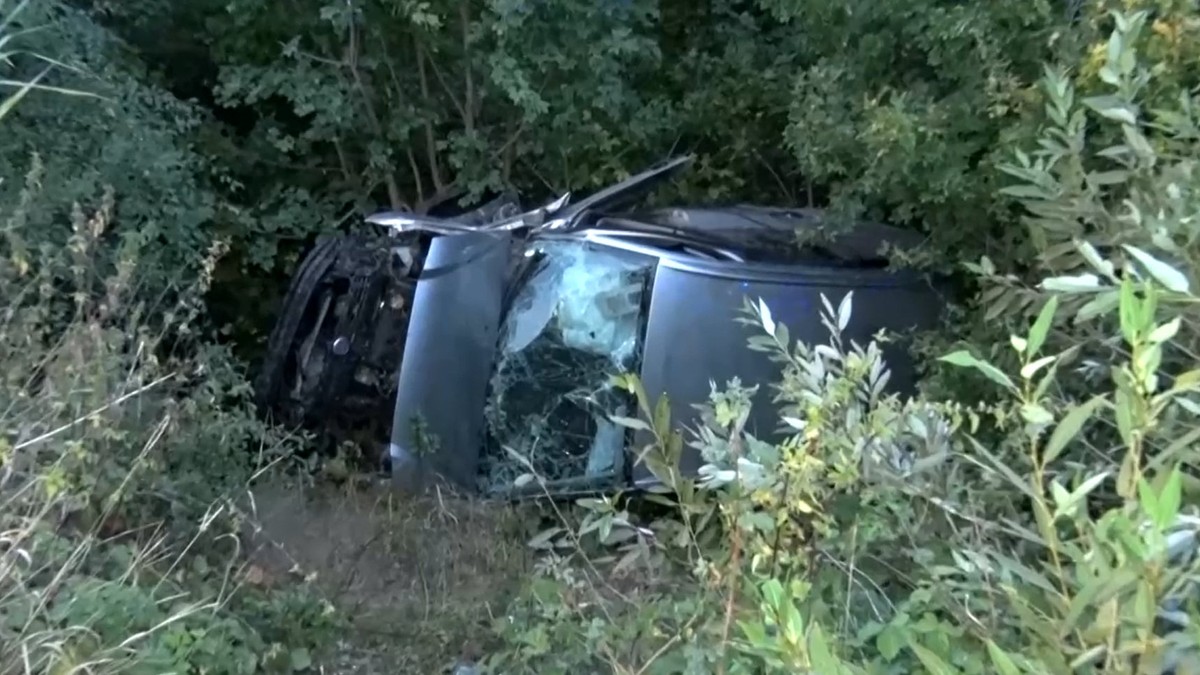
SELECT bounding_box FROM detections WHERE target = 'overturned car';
[255,157,944,498]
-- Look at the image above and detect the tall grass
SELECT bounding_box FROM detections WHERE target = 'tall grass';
[0,160,220,671]
[0,0,101,121]
[0,4,333,671]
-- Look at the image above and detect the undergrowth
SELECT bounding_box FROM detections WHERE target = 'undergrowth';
[5,2,1200,674]
[0,4,340,671]
[481,11,1200,675]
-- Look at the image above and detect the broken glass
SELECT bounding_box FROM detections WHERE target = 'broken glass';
[480,241,654,491]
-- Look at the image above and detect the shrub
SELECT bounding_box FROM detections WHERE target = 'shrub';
[483,10,1200,674]
[1,4,340,671]
[1,0,229,297]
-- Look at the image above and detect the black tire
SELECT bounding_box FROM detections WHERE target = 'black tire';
[255,235,342,419]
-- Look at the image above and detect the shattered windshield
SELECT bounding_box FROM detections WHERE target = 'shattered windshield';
[480,241,655,491]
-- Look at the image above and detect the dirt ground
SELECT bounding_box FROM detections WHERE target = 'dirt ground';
[241,476,532,674]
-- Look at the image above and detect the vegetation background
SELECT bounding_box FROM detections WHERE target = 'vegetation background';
[2,0,1199,672]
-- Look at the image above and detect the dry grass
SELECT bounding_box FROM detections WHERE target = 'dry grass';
[241,476,533,673]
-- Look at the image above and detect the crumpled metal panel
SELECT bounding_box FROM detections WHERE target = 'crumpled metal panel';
[387,231,513,491]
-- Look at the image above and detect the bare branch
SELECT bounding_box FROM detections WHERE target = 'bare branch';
[406,147,426,204]
[415,39,447,190]
[423,43,468,125]
[342,5,407,210]
[460,0,476,132]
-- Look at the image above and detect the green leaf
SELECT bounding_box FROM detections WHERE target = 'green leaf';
[1153,426,1200,472]
[939,351,1015,390]
[1133,580,1157,628]
[652,395,671,438]
[1043,396,1106,464]
[986,640,1023,675]
[757,297,776,335]
[1114,388,1136,449]
[1027,296,1058,356]
[1170,369,1200,391]
[760,578,785,610]
[609,415,650,431]
[1042,273,1102,293]
[780,599,805,645]
[1118,277,1139,344]
[1158,466,1183,529]
[1075,290,1120,323]
[289,647,312,671]
[964,438,1038,500]
[1032,498,1059,552]
[1117,448,1138,499]
[1123,123,1155,157]
[1087,169,1129,185]
[738,619,769,648]
[907,639,960,675]
[876,624,905,661]
[807,623,841,674]
[994,553,1057,593]
[527,527,563,549]
[1059,472,1110,518]
[739,510,776,533]
[1062,577,1111,634]
[1020,355,1057,380]
[1021,403,1054,427]
[1123,245,1191,294]
[775,321,790,350]
[613,373,652,415]
[1147,317,1182,344]
[1050,480,1071,513]
[999,184,1050,200]
[1083,95,1138,125]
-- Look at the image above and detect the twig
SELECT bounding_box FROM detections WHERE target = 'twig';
[15,373,176,451]
[717,428,745,675]
[414,39,446,190]
[333,138,356,184]
[756,151,795,204]
[342,1,407,210]
[405,148,426,205]
[423,43,468,126]
[459,0,476,131]
[632,611,703,675]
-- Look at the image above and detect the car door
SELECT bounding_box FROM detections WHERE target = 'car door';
[388,231,514,492]
[634,256,943,485]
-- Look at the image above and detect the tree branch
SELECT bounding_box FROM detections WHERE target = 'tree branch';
[423,43,468,126]
[343,2,407,210]
[414,39,447,190]
[460,0,476,132]
[405,147,425,205]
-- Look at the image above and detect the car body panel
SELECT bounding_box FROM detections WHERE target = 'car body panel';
[389,224,944,496]
[388,231,513,490]
[633,257,941,485]
[257,155,948,498]
[375,156,946,497]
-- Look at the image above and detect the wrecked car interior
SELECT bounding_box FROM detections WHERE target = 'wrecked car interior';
[255,156,944,498]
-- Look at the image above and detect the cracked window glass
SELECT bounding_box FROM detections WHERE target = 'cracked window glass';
[480,241,654,491]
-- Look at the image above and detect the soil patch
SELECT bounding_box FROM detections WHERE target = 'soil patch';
[242,478,531,673]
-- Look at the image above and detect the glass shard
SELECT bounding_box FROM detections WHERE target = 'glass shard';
[480,241,653,490]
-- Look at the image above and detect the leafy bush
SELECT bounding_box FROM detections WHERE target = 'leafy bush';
[482,10,1200,674]
[1,0,231,294]
[1,4,340,672]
